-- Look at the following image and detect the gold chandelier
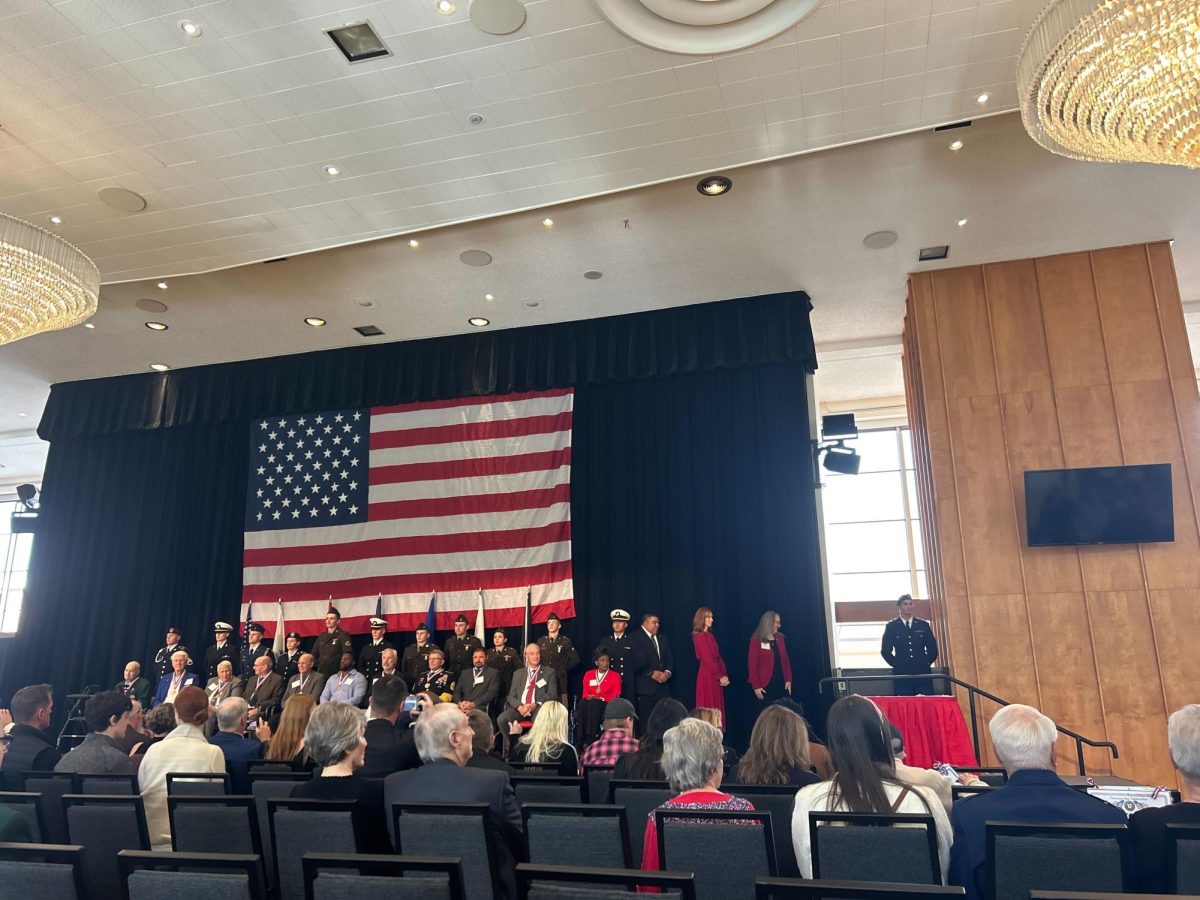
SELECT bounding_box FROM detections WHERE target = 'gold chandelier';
[1017,0,1200,168]
[0,212,99,345]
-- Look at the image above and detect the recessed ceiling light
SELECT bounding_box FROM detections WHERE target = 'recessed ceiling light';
[156,282,168,290]
[468,317,490,327]
[584,270,603,280]
[83,322,95,329]
[468,113,485,126]
[324,21,391,63]
[957,218,969,227]
[484,293,494,301]
[408,239,419,248]
[48,215,62,225]
[542,218,554,227]
[150,363,170,372]
[524,300,542,308]
[697,174,733,196]
[976,92,990,104]
[16,412,26,417]
[949,140,963,150]
[145,321,168,331]
[179,19,202,37]
[323,164,341,176]
[304,317,327,327]
[437,0,456,14]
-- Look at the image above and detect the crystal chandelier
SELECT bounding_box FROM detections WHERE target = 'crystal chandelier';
[0,213,99,345]
[1017,0,1200,168]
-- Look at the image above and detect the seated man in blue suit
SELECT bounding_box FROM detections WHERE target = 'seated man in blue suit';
[208,696,266,793]
[152,649,202,707]
[948,703,1126,900]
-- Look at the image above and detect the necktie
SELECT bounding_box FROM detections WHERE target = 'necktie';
[524,667,538,705]
[651,634,660,661]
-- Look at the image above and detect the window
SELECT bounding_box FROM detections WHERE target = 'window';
[0,500,35,636]
[821,428,926,669]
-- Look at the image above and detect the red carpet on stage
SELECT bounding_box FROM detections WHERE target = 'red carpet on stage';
[871,695,979,769]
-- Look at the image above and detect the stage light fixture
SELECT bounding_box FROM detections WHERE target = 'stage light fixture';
[822,444,862,475]
[821,413,858,441]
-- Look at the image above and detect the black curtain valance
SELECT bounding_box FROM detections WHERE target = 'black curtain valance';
[39,291,816,441]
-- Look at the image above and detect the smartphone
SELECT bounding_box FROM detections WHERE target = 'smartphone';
[933,762,959,780]
[247,717,259,733]
[401,695,419,714]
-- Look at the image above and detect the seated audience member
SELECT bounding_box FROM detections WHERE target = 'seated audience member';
[691,707,739,767]
[112,698,151,754]
[242,654,285,723]
[465,707,514,774]
[384,704,524,900]
[153,650,202,707]
[139,686,226,849]
[264,693,316,769]
[793,695,951,882]
[947,703,1124,899]
[281,652,326,703]
[1130,704,1200,893]
[510,699,579,775]
[320,652,368,706]
[773,697,834,778]
[130,702,177,755]
[641,717,757,872]
[115,661,154,710]
[579,699,640,772]
[360,675,420,777]
[204,659,243,736]
[576,649,622,748]
[729,704,821,788]
[888,721,982,812]
[413,648,454,699]
[1,684,61,789]
[209,697,268,792]
[613,698,689,780]
[54,690,136,775]
[454,647,500,713]
[291,701,391,854]
[497,643,558,737]
[365,647,402,703]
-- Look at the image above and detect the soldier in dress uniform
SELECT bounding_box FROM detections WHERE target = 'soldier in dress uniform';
[486,629,519,700]
[880,594,940,696]
[442,614,483,682]
[312,607,355,678]
[275,631,304,679]
[412,648,454,700]
[594,609,635,702]
[152,627,190,681]
[238,622,275,675]
[401,624,439,688]
[537,613,579,705]
[203,621,239,679]
[357,617,395,682]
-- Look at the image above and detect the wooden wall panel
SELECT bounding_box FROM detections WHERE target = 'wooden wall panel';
[984,260,1053,394]
[1036,254,1110,388]
[931,267,997,399]
[1092,246,1169,384]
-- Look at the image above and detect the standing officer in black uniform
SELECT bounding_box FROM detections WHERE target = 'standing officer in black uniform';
[880,594,940,696]
[537,613,579,705]
[401,624,438,688]
[595,609,635,702]
[312,607,355,678]
[203,621,239,679]
[358,617,395,682]
[153,627,189,681]
[238,622,275,676]
[275,631,304,679]
[486,629,519,701]
[442,614,483,683]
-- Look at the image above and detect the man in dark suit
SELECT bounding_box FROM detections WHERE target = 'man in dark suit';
[629,613,674,727]
[880,594,940,695]
[361,676,420,777]
[281,652,326,704]
[496,643,558,734]
[453,648,500,713]
[384,704,523,899]
[208,697,266,793]
[242,655,285,724]
[948,703,1126,900]
[114,660,154,710]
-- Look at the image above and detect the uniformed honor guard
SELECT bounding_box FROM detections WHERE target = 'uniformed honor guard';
[312,607,355,678]
[203,621,239,679]
[402,624,439,688]
[486,629,519,700]
[442,614,483,682]
[413,648,454,700]
[595,609,635,702]
[537,613,580,705]
[153,626,190,681]
[275,631,304,679]
[880,594,940,696]
[238,622,275,675]
[358,617,395,682]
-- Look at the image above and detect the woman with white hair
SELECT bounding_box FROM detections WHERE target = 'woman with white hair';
[641,717,757,873]
[510,699,579,775]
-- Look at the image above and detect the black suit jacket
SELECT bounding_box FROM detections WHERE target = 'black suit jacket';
[361,718,421,778]
[384,758,523,899]
[242,671,285,719]
[880,616,939,672]
[452,666,500,707]
[629,627,674,698]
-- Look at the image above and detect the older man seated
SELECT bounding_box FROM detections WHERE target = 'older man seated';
[948,703,1125,900]
[153,650,202,707]
[54,691,136,775]
[209,697,268,793]
[1130,704,1200,892]
[115,661,153,710]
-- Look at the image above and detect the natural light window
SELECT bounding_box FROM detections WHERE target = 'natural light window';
[0,499,35,635]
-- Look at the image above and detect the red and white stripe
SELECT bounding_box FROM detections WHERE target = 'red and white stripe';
[241,388,575,637]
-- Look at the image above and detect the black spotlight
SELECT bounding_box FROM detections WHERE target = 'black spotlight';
[696,175,732,196]
[822,444,861,476]
[15,483,38,510]
[821,413,858,440]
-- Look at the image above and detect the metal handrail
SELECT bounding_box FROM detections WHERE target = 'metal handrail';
[817,672,1119,775]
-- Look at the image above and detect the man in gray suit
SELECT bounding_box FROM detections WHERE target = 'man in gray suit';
[384,704,523,899]
[203,660,243,736]
[453,647,500,713]
[281,652,326,704]
[496,643,558,734]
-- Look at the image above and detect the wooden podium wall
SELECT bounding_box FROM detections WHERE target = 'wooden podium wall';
[902,242,1200,785]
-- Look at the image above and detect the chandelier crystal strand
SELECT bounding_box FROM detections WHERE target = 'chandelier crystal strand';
[1017,0,1200,168]
[0,213,99,344]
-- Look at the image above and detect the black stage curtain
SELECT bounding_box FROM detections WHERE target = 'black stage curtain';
[3,292,826,748]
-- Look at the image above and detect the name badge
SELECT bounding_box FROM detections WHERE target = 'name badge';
[292,679,301,688]
[536,678,547,688]
[474,674,484,685]
[760,641,770,650]
[589,679,599,687]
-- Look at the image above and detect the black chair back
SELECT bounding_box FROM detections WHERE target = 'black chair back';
[166,772,231,796]
[118,849,266,899]
[62,793,150,899]
[393,802,497,900]
[0,841,87,899]
[249,771,308,890]
[657,808,775,900]
[810,811,940,884]
[583,766,614,807]
[516,863,696,899]
[755,877,966,898]
[21,771,74,843]
[74,773,138,795]
[510,775,585,804]
[302,852,466,900]
[987,822,1131,900]
[734,785,802,877]
[606,780,671,867]
[970,767,1009,786]
[507,761,558,774]
[268,799,357,900]
[168,795,261,857]
[0,791,47,842]
[522,803,631,868]
[952,784,992,802]
[1030,894,1200,900]
[1168,823,1200,893]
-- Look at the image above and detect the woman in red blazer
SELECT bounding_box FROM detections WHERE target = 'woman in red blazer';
[747,609,792,707]
[575,649,622,749]
[692,607,730,726]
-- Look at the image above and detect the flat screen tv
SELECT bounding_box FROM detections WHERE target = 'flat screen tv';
[1024,463,1173,547]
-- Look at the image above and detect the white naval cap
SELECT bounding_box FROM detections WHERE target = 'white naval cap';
[609,608,631,622]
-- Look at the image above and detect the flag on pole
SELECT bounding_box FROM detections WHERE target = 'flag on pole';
[475,588,486,643]
[375,593,383,621]
[243,600,253,638]
[521,587,531,648]
[426,593,437,635]
[272,599,286,656]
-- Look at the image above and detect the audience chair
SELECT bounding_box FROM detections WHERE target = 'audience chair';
[1031,894,1200,900]
[606,779,672,867]
[656,808,775,900]
[515,862,697,899]
[1167,823,1200,893]
[249,770,308,890]
[62,793,150,900]
[118,849,266,899]
[582,765,614,807]
[522,803,631,868]
[267,798,357,900]
[986,821,1131,900]
[392,802,498,900]
[247,760,297,774]
[969,767,1009,786]
[952,783,993,802]
[167,795,261,857]
[810,811,940,884]
[755,878,966,899]
[0,791,48,842]
[165,772,231,796]
[21,771,74,843]
[735,784,803,878]
[301,852,466,900]
[0,841,87,899]
[507,761,559,774]
[510,774,585,804]
[73,773,138,795]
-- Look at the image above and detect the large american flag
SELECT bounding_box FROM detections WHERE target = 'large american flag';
[240,388,574,636]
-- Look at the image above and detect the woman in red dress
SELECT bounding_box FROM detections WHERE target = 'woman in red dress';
[691,607,730,727]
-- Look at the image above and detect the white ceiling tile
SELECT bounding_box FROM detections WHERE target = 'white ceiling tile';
[764,95,806,124]
[925,37,972,68]
[882,72,926,103]
[881,96,923,126]
[975,0,1023,34]
[885,46,928,78]
[929,8,977,44]
[842,55,883,87]
[724,102,766,131]
[887,0,932,22]
[719,77,765,108]
[886,17,930,52]
[841,26,885,60]
[970,28,1021,61]
[803,88,841,118]
[806,111,843,139]
[758,71,801,101]
[843,104,883,131]
[921,91,961,120]
[766,118,806,145]
[800,63,841,94]
[923,65,967,95]
[794,4,841,41]
[673,61,718,92]
[714,52,760,85]
[840,0,887,32]
[842,80,882,108]
[796,35,841,69]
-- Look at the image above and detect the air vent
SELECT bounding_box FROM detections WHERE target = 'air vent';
[918,246,950,261]
[934,120,972,131]
[354,325,384,337]
[324,21,391,63]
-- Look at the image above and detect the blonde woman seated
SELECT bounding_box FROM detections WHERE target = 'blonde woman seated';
[791,695,951,882]
[509,699,579,776]
[729,705,822,788]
